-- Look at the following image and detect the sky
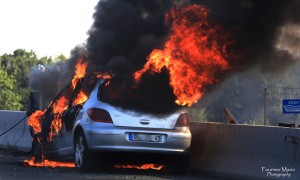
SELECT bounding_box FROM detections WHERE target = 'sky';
[0,0,99,58]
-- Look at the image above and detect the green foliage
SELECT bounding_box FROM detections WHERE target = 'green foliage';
[0,49,67,110]
[54,54,67,62]
[0,67,22,110]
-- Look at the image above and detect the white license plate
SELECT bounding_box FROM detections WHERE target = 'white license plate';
[128,133,165,142]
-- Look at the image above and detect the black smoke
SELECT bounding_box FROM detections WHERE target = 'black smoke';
[29,46,87,108]
[191,0,300,72]
[30,0,300,114]
[84,0,179,114]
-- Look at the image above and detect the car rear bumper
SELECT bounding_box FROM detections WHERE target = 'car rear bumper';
[82,123,191,155]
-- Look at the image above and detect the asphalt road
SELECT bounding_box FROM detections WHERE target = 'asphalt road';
[0,150,226,180]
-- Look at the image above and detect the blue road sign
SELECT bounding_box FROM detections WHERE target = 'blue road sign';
[282,99,300,114]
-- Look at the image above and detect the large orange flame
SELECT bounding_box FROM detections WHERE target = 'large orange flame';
[72,90,87,105]
[134,5,233,107]
[71,58,89,107]
[48,96,69,140]
[72,57,88,88]
[28,110,45,134]
[26,56,115,167]
[26,58,89,166]
[28,57,89,140]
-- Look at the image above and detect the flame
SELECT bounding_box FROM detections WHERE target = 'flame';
[73,90,88,105]
[52,96,69,114]
[48,57,89,137]
[71,58,89,107]
[48,57,89,138]
[95,72,112,80]
[114,164,164,171]
[48,96,69,140]
[72,57,87,88]
[71,71,113,106]
[95,72,112,86]
[134,5,233,107]
[28,110,45,134]
[24,157,75,168]
[27,57,90,166]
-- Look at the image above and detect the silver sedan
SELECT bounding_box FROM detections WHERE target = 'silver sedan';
[46,80,192,172]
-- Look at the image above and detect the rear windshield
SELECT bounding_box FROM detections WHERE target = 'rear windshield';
[97,79,179,114]
[97,80,124,103]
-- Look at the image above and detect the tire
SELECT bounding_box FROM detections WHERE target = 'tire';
[74,131,94,172]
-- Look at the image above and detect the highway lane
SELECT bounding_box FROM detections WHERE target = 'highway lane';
[0,150,226,180]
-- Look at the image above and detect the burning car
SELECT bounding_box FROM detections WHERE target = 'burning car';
[31,78,191,172]
[26,3,235,172]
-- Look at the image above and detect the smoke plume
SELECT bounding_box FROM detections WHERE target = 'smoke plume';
[30,0,300,115]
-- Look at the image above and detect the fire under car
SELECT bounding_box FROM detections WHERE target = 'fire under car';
[38,79,192,172]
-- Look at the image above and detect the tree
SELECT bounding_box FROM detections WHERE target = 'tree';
[0,67,22,110]
[54,54,67,62]
[0,49,66,110]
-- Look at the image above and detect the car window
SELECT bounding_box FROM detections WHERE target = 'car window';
[97,79,129,104]
[96,79,179,114]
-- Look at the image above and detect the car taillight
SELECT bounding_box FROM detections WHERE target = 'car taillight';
[87,108,113,123]
[175,113,190,127]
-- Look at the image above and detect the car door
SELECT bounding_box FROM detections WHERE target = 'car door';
[56,127,73,160]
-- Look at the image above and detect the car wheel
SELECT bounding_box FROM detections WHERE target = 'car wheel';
[74,131,94,171]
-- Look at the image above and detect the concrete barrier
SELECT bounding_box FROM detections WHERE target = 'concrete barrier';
[189,122,300,179]
[0,111,31,152]
[1,110,299,179]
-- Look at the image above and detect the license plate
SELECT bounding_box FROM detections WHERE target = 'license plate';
[128,133,165,142]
